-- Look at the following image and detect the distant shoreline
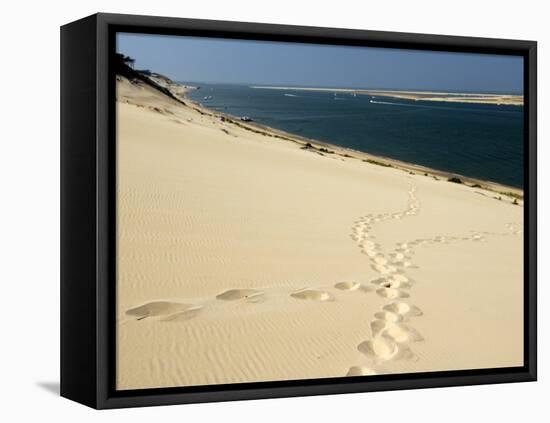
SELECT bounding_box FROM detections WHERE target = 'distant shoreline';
[147,73,523,200]
[250,86,524,106]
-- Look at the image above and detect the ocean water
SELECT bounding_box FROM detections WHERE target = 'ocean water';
[186,84,524,188]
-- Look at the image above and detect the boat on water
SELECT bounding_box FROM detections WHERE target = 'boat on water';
[240,116,253,122]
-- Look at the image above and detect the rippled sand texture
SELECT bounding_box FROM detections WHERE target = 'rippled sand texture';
[116,77,523,390]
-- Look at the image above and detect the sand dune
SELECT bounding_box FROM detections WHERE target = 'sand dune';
[116,75,523,390]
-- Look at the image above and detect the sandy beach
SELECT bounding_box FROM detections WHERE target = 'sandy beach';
[116,73,524,390]
[251,86,524,106]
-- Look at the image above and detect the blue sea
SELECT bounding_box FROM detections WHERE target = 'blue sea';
[186,84,524,188]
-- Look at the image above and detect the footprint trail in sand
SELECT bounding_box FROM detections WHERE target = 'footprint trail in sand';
[345,185,522,376]
[346,186,425,372]
[122,184,522,379]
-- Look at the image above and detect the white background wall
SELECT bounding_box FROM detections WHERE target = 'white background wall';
[1,0,546,420]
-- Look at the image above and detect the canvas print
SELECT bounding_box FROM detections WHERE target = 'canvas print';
[115,33,524,391]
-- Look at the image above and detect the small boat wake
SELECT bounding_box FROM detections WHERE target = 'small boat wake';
[369,99,408,106]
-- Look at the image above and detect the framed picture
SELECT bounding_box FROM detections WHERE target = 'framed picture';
[60,13,537,409]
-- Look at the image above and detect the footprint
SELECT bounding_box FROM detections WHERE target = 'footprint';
[390,252,405,261]
[370,319,388,337]
[374,311,403,323]
[126,301,202,321]
[387,280,411,289]
[372,264,394,274]
[358,338,414,361]
[371,278,410,290]
[346,366,377,376]
[370,277,388,286]
[357,338,398,360]
[334,281,361,291]
[216,289,264,302]
[363,249,379,258]
[371,320,422,343]
[390,274,409,283]
[363,241,377,249]
[376,288,410,299]
[395,248,412,255]
[383,302,423,317]
[383,323,423,343]
[291,288,332,301]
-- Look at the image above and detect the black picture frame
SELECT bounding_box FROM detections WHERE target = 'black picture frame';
[60,12,537,409]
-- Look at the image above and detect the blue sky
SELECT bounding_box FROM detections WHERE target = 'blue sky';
[117,33,523,93]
